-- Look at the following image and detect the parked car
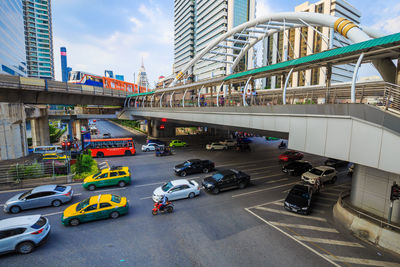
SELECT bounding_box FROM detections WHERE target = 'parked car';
[324,158,348,168]
[103,133,111,138]
[284,184,314,215]
[42,153,69,161]
[152,179,200,202]
[206,143,228,150]
[0,215,50,254]
[174,159,215,176]
[202,169,250,194]
[61,194,129,226]
[169,140,187,147]
[82,166,131,191]
[237,137,252,144]
[142,143,164,152]
[301,166,337,185]
[279,150,304,162]
[282,160,312,176]
[219,139,237,147]
[4,185,73,214]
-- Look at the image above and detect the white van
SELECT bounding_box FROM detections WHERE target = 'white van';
[33,146,63,154]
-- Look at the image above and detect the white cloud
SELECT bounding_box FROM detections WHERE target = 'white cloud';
[256,0,275,18]
[371,3,400,34]
[53,2,173,87]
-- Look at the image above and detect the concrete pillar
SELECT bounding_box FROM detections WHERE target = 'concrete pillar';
[31,109,50,147]
[0,103,29,160]
[72,120,81,141]
[151,120,175,138]
[350,164,400,223]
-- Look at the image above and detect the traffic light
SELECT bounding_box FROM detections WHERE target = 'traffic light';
[159,124,165,130]
[62,141,66,150]
[62,141,72,150]
[390,183,400,201]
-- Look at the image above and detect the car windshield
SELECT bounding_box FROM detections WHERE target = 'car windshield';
[290,188,310,199]
[111,195,121,203]
[211,173,224,181]
[92,172,102,179]
[309,168,323,175]
[19,190,32,199]
[76,198,90,211]
[162,182,174,192]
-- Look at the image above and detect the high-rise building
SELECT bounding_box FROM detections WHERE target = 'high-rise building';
[262,0,361,89]
[173,0,255,81]
[0,0,27,76]
[23,0,54,79]
[60,47,69,82]
[137,59,149,89]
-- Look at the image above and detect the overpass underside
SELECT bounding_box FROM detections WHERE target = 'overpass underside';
[121,104,400,222]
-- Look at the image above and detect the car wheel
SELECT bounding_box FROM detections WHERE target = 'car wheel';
[331,176,337,184]
[188,192,195,199]
[166,206,173,213]
[10,205,21,214]
[203,168,209,173]
[69,218,80,226]
[88,184,96,191]
[125,151,132,156]
[180,171,187,177]
[110,211,119,219]
[96,152,104,158]
[118,181,127,187]
[16,241,35,254]
[52,199,62,207]
[239,182,247,189]
[152,210,157,215]
[212,187,220,194]
[145,148,149,152]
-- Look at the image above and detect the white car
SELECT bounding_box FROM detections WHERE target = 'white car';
[141,143,163,152]
[206,143,228,150]
[301,166,337,184]
[152,179,200,201]
[219,139,237,147]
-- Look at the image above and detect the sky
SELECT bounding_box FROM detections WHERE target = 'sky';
[52,0,400,86]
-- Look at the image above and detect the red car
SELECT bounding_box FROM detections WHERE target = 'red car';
[279,150,304,162]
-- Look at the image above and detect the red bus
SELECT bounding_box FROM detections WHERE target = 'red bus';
[87,138,136,158]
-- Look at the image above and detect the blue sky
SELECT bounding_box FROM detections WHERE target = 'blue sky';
[52,0,400,85]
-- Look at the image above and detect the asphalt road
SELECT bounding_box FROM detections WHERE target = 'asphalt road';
[1,120,399,267]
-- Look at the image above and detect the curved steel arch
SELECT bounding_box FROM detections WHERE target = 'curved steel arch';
[170,12,395,87]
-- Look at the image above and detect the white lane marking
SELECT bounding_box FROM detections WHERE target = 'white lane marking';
[243,166,278,172]
[217,159,274,167]
[43,211,64,216]
[0,204,4,207]
[323,254,400,267]
[251,173,285,181]
[253,206,327,222]
[246,199,285,209]
[74,193,82,196]
[245,208,340,267]
[313,202,333,208]
[95,187,127,193]
[265,178,290,184]
[294,236,364,247]
[269,222,338,233]
[135,182,164,188]
[140,196,153,200]
[232,182,297,198]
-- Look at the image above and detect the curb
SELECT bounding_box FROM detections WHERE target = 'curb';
[107,119,147,136]
[333,197,400,255]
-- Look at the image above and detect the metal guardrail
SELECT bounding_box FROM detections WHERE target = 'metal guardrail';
[127,81,400,115]
[339,190,400,232]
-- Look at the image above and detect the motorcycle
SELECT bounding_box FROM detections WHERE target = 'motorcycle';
[152,201,174,215]
[278,142,286,149]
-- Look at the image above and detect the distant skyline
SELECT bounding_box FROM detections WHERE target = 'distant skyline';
[52,0,400,85]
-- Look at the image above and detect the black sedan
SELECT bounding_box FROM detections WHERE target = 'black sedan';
[174,159,215,176]
[284,184,314,215]
[202,169,250,194]
[282,160,312,176]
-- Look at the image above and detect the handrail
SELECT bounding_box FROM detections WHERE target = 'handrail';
[339,190,400,232]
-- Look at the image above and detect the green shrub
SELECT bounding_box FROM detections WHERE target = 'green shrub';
[72,152,98,180]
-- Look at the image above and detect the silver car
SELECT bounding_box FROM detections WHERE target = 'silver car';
[0,215,51,254]
[4,185,73,214]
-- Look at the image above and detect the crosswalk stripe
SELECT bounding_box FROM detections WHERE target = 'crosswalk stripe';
[232,182,297,198]
[294,236,364,247]
[268,202,326,214]
[265,178,289,184]
[269,222,338,233]
[253,206,327,222]
[323,254,400,267]
[252,173,285,181]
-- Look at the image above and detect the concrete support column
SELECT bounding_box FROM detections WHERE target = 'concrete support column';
[31,109,50,147]
[72,120,82,141]
[350,164,400,223]
[151,120,175,138]
[0,103,28,160]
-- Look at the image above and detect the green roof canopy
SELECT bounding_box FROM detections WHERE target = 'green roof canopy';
[224,32,400,81]
[127,91,155,97]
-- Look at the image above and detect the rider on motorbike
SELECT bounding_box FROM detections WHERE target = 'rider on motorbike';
[279,140,286,148]
[158,195,167,210]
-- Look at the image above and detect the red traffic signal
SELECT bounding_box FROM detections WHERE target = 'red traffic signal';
[159,124,165,130]
[161,118,167,122]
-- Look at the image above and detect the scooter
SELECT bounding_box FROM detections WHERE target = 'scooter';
[152,201,174,215]
[278,142,286,149]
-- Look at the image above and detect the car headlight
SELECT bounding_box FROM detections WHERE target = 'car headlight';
[206,183,213,188]
[284,201,289,206]
[301,207,308,210]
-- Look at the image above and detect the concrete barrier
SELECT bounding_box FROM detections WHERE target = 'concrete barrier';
[334,196,400,255]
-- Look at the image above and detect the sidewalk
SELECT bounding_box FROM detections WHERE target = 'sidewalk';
[106,119,147,136]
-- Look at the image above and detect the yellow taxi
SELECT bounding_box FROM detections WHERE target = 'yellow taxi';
[42,153,68,160]
[61,194,129,226]
[83,166,131,191]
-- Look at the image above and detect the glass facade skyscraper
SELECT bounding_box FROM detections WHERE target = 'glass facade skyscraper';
[23,0,54,79]
[0,0,27,76]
